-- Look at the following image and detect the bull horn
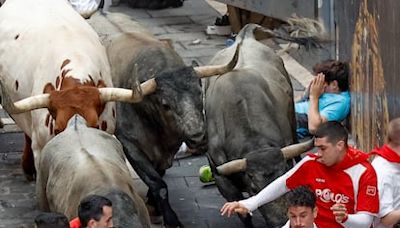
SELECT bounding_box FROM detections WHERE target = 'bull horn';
[6,94,50,114]
[99,78,157,103]
[281,138,314,160]
[0,80,50,114]
[216,158,247,175]
[194,43,241,78]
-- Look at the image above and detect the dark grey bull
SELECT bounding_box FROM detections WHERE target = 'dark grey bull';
[36,115,151,228]
[204,24,314,227]
[104,32,239,227]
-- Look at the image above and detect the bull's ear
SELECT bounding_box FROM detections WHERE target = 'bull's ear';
[43,83,55,94]
[159,38,174,49]
[97,79,106,88]
[191,60,200,67]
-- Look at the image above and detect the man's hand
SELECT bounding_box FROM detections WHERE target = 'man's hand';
[331,203,348,223]
[220,201,249,217]
[309,73,326,99]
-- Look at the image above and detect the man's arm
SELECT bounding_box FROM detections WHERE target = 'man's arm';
[308,73,327,134]
[220,172,289,217]
[239,172,289,212]
[220,156,313,217]
[342,213,374,228]
[380,209,400,227]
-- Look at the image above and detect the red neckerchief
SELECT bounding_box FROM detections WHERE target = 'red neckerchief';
[370,145,400,163]
[69,217,81,228]
[307,147,369,170]
[331,146,369,170]
[307,152,320,159]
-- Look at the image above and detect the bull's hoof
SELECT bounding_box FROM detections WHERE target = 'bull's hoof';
[22,165,36,181]
[24,173,36,182]
[150,215,163,224]
[164,223,184,228]
[146,204,163,224]
[163,215,183,228]
[167,0,183,8]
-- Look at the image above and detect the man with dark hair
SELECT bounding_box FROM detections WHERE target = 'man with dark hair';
[282,186,318,228]
[70,194,113,228]
[295,60,351,139]
[221,121,379,228]
[372,117,400,227]
[34,212,69,228]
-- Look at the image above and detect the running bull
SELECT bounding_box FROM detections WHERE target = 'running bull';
[93,27,240,227]
[0,0,155,180]
[204,24,314,227]
[37,115,151,227]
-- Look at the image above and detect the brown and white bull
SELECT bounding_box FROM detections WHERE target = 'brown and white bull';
[0,0,155,180]
[37,114,151,227]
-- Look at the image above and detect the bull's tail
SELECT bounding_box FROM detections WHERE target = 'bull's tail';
[67,114,88,131]
[236,20,329,49]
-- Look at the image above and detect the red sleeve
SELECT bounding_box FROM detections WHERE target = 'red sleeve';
[356,163,379,213]
[286,158,312,190]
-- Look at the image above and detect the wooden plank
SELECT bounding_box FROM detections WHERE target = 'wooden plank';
[249,11,265,25]
[227,5,242,33]
[214,0,315,21]
[336,0,400,151]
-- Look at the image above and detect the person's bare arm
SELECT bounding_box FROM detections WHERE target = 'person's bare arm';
[308,73,327,134]
[380,210,400,227]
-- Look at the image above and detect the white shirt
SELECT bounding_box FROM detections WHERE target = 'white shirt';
[372,155,400,228]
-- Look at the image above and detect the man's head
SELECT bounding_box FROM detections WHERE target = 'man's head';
[34,212,69,228]
[387,117,400,147]
[313,60,349,93]
[286,186,317,228]
[314,121,348,166]
[78,194,113,228]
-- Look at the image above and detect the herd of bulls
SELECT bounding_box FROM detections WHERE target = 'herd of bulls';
[0,0,315,227]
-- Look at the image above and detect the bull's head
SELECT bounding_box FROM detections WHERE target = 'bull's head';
[0,77,156,134]
[141,43,241,152]
[0,42,241,137]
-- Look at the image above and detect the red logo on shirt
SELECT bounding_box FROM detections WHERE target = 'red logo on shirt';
[366,185,376,196]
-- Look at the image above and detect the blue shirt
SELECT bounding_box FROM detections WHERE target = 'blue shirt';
[295,91,351,138]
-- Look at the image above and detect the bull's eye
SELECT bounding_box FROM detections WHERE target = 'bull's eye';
[161,99,171,111]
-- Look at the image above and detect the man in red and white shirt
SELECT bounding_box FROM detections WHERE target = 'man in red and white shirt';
[371,117,400,228]
[221,121,379,228]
